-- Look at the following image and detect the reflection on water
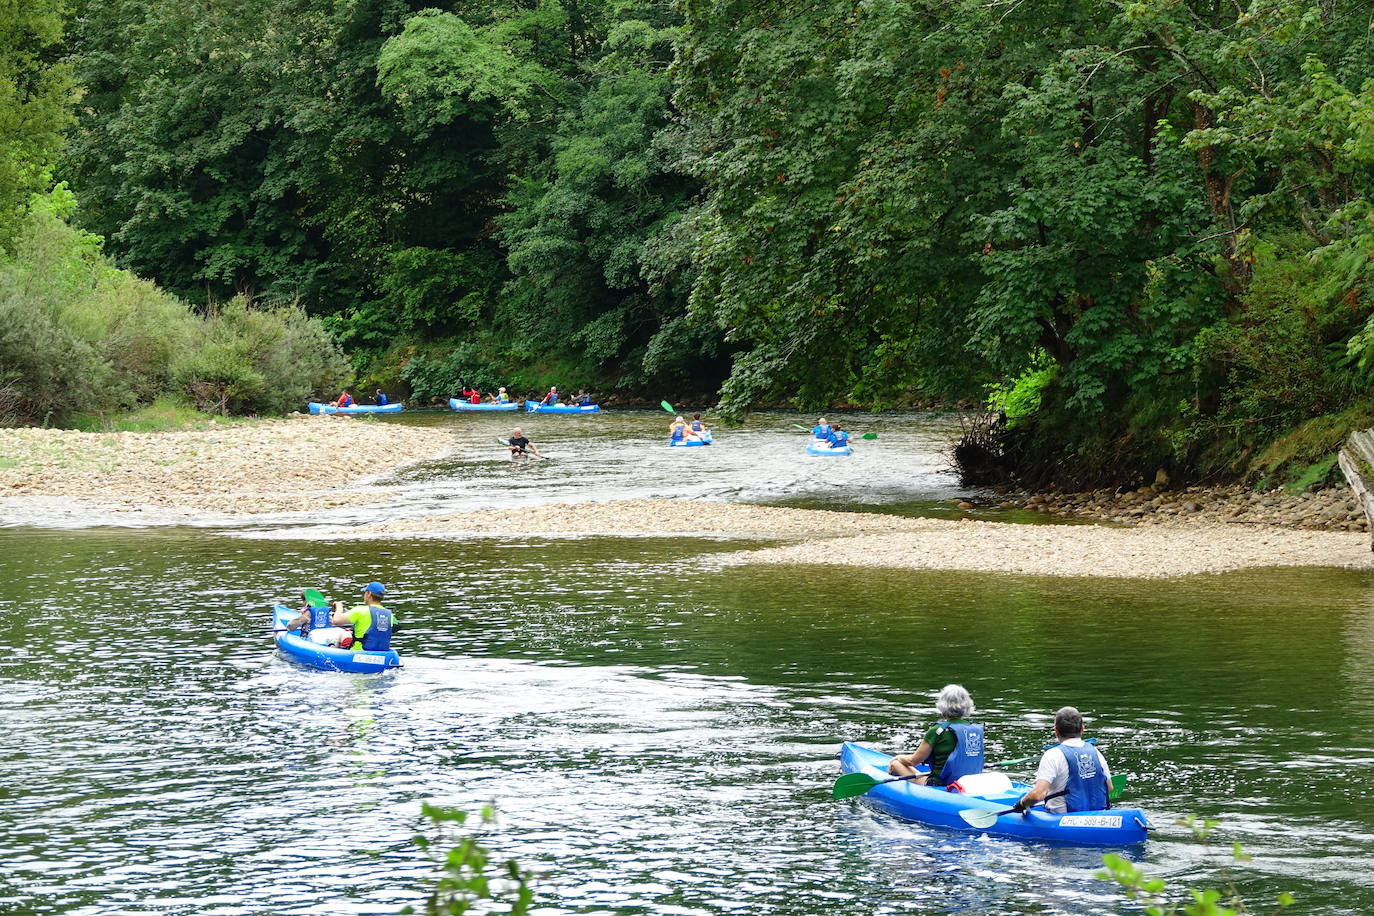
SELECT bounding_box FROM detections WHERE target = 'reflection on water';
[3,528,1374,915]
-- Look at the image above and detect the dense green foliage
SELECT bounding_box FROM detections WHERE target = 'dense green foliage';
[0,188,348,426]
[7,0,1373,479]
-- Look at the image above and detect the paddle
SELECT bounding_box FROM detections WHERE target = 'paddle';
[660,400,676,413]
[832,770,928,800]
[1109,773,1127,800]
[790,422,876,440]
[958,790,1069,829]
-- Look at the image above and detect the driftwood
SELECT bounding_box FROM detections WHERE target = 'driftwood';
[1338,430,1374,553]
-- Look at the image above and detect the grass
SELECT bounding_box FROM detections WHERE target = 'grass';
[63,398,256,433]
[1249,398,1374,491]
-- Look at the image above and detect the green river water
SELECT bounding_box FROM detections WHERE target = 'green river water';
[3,410,1373,914]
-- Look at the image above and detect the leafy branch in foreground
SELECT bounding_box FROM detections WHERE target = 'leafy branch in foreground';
[403,804,533,916]
[1100,816,1295,916]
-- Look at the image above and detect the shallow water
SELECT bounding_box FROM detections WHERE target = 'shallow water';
[3,411,1373,914]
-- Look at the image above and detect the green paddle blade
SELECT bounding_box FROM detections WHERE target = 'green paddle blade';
[1109,773,1127,801]
[959,807,1003,829]
[303,588,326,608]
[832,772,881,800]
[862,432,877,440]
[792,424,811,432]
[496,438,511,446]
[660,400,675,413]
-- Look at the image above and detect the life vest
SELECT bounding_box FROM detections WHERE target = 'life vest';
[339,393,354,407]
[309,604,332,630]
[469,392,481,403]
[936,721,986,785]
[359,605,393,651]
[832,432,849,446]
[691,420,703,431]
[812,425,831,439]
[671,426,685,441]
[376,393,389,406]
[578,394,591,406]
[544,391,558,404]
[1055,743,1109,811]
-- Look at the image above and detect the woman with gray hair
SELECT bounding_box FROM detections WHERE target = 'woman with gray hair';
[886,684,986,787]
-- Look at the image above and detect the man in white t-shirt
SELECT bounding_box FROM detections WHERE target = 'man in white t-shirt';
[1013,706,1112,814]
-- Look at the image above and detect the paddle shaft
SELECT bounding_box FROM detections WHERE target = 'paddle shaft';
[988,789,1068,818]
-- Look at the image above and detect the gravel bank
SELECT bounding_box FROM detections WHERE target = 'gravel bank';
[984,484,1368,532]
[0,416,453,521]
[262,498,1371,579]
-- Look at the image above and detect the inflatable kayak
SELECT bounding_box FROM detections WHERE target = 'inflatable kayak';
[272,605,402,674]
[450,398,518,412]
[670,431,713,447]
[525,400,600,413]
[839,742,1148,846]
[308,402,404,415]
[807,439,851,456]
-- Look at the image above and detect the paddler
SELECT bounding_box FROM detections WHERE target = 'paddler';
[538,386,559,406]
[886,684,985,787]
[1013,706,1112,813]
[329,581,395,652]
[811,417,831,441]
[507,427,543,459]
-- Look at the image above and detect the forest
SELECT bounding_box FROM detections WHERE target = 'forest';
[3,0,1373,486]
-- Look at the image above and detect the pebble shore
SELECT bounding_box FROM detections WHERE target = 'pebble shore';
[0,416,453,519]
[1,421,1368,578]
[280,498,1372,579]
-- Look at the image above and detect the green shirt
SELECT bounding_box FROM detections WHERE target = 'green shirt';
[343,604,394,645]
[923,718,970,781]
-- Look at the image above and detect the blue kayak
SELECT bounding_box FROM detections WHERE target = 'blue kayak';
[525,400,600,413]
[807,439,851,456]
[839,742,1148,846]
[308,402,404,415]
[272,605,402,674]
[450,398,518,412]
[670,430,713,447]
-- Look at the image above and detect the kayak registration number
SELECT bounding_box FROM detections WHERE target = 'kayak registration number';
[354,654,386,665]
[1059,815,1122,829]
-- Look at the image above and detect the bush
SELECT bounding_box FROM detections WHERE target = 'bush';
[173,297,351,415]
[0,194,350,424]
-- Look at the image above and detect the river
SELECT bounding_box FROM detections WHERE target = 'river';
[2,409,1372,914]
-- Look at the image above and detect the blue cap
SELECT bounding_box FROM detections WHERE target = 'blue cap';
[363,581,385,596]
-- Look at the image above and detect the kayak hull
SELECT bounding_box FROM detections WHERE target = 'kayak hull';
[525,400,600,413]
[807,439,851,456]
[670,432,713,447]
[308,402,404,415]
[272,605,402,673]
[450,398,518,411]
[839,742,1148,846]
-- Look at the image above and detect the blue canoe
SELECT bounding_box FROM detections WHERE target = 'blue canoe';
[670,430,713,447]
[308,402,404,415]
[450,398,519,412]
[839,742,1148,846]
[807,439,851,456]
[525,400,601,413]
[272,605,402,674]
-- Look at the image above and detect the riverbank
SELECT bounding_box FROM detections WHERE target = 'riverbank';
[271,498,1371,579]
[0,416,452,521]
[984,485,1368,532]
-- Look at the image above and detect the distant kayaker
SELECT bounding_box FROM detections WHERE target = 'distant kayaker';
[573,390,593,406]
[507,427,543,459]
[670,416,688,442]
[375,389,389,406]
[489,387,510,404]
[689,413,708,437]
[829,424,850,448]
[886,684,985,787]
[329,582,394,652]
[811,417,831,440]
[332,391,354,408]
[539,386,559,406]
[1013,706,1112,814]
